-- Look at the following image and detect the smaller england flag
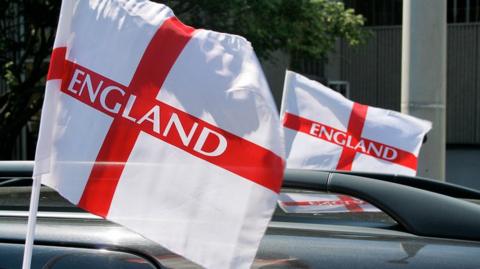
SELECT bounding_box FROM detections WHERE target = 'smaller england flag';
[281,71,431,176]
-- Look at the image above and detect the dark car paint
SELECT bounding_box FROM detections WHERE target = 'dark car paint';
[1,199,480,268]
[1,213,480,268]
[1,164,480,268]
[0,242,158,269]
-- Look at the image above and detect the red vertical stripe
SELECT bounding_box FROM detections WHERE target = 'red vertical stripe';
[76,122,141,216]
[77,17,195,217]
[58,62,285,195]
[336,103,368,171]
[47,47,67,80]
[129,17,195,99]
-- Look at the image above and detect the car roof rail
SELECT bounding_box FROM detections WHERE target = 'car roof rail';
[334,170,480,200]
[283,169,480,241]
[0,161,34,178]
[2,162,480,241]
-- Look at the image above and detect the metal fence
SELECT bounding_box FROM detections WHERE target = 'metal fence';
[333,24,480,145]
[340,26,401,112]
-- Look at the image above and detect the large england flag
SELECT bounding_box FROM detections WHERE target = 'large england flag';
[33,1,285,268]
[281,71,431,176]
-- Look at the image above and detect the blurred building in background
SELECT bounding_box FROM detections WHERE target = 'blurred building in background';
[286,0,480,188]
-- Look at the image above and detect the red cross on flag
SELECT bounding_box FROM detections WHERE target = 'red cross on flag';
[33,1,284,268]
[281,71,431,176]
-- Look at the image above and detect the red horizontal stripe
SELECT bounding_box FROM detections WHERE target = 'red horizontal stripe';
[47,47,67,80]
[60,68,285,193]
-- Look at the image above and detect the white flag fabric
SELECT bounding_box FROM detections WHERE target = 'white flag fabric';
[34,1,285,268]
[281,71,431,176]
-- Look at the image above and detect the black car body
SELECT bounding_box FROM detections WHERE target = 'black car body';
[1,161,480,269]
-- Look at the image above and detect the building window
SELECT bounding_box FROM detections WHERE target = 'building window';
[447,0,480,23]
[344,0,403,26]
[345,0,480,26]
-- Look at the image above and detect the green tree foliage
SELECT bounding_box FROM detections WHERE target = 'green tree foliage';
[0,0,365,159]
[0,1,60,159]
[163,0,366,59]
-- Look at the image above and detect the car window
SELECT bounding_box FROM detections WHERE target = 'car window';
[273,189,398,229]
